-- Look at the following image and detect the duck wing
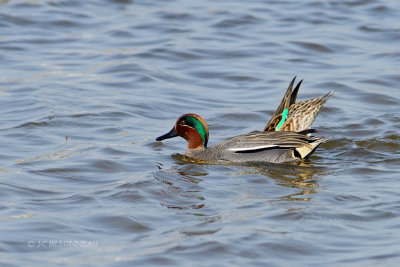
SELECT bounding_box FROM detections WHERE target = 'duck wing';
[264,77,332,132]
[223,130,329,159]
[264,76,303,131]
[278,91,333,132]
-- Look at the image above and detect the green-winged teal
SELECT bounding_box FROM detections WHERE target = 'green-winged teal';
[156,78,331,164]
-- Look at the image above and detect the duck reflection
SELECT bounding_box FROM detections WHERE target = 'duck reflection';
[234,161,325,202]
[155,155,326,209]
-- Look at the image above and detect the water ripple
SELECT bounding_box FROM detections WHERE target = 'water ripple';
[1,0,400,265]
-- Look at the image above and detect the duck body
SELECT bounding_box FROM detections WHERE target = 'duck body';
[156,77,331,164]
[185,130,329,164]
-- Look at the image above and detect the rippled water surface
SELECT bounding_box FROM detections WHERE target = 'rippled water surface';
[1,0,400,265]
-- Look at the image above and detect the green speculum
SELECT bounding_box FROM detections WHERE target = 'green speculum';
[276,108,288,131]
[185,116,208,147]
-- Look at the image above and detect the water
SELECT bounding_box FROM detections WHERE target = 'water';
[1,0,399,265]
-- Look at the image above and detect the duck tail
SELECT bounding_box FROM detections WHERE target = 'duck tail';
[295,135,331,159]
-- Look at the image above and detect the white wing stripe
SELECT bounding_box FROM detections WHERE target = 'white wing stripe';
[228,145,278,152]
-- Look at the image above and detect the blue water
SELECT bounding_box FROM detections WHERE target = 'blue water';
[1,0,400,265]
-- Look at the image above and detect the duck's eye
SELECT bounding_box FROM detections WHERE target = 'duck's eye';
[179,119,186,125]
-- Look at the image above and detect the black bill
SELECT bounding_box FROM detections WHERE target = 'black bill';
[156,127,178,141]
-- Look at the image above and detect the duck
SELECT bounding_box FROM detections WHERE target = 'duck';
[156,77,331,164]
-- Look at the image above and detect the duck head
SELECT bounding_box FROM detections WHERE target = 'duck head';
[156,114,209,149]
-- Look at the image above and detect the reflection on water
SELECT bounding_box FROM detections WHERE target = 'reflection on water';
[155,159,325,214]
[242,163,322,202]
[171,151,324,196]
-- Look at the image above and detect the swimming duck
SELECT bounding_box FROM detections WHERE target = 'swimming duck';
[156,78,331,164]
